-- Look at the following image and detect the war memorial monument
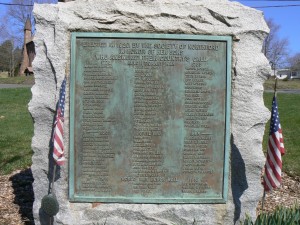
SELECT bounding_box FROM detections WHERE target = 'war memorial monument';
[29,0,271,224]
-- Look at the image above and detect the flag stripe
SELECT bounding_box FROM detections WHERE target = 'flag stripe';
[54,141,63,155]
[53,78,66,166]
[264,176,273,191]
[266,152,281,179]
[54,121,64,143]
[266,160,281,186]
[268,139,282,168]
[265,170,277,190]
[272,133,282,155]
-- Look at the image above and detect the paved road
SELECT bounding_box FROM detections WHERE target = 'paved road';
[0,84,33,89]
[265,89,300,94]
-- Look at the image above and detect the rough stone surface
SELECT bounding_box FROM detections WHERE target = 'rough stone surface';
[29,0,271,224]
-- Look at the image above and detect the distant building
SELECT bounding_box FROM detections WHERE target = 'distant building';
[290,70,300,79]
[19,18,35,76]
[276,68,300,79]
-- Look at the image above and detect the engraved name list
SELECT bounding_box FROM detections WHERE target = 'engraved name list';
[70,34,231,203]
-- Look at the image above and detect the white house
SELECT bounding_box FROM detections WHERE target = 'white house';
[276,68,300,79]
[290,70,300,79]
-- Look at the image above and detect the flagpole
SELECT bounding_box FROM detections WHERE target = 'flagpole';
[51,164,57,224]
[262,75,278,212]
[261,189,266,211]
[51,164,57,194]
[41,78,66,220]
[49,86,59,224]
[274,77,278,97]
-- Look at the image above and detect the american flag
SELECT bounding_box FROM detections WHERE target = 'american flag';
[263,96,285,191]
[53,77,66,166]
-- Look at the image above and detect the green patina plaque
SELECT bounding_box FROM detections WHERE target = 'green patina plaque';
[70,33,231,203]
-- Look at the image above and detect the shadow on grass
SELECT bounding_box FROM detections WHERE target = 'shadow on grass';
[0,151,33,174]
[0,155,23,169]
[10,168,34,225]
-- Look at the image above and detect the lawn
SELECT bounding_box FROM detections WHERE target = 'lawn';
[264,78,300,90]
[0,88,33,175]
[263,92,300,178]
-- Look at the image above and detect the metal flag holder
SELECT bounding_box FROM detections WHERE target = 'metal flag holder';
[41,164,60,218]
[41,76,67,223]
[261,77,278,211]
[41,82,61,220]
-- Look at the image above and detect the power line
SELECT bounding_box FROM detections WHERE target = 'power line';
[1,1,300,8]
[0,3,33,6]
[254,4,300,7]
[230,0,300,8]
[239,0,300,1]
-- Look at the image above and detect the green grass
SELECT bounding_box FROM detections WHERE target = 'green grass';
[264,78,300,90]
[263,92,300,177]
[0,88,33,175]
[0,76,34,84]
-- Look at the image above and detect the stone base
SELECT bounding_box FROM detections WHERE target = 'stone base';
[29,0,271,224]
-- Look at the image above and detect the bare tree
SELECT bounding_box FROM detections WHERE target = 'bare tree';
[0,40,21,76]
[263,19,289,69]
[288,53,300,71]
[0,0,56,76]
[0,41,12,71]
[4,0,56,46]
[5,0,34,46]
[0,17,15,45]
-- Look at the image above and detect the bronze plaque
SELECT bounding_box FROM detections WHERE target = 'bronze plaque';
[70,33,231,203]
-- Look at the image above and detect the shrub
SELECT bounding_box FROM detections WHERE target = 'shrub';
[242,204,300,225]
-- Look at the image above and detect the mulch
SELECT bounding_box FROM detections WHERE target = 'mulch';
[257,172,300,214]
[0,173,22,225]
[0,169,299,224]
[0,169,34,225]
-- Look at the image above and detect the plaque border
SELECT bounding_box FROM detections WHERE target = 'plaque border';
[69,32,231,203]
